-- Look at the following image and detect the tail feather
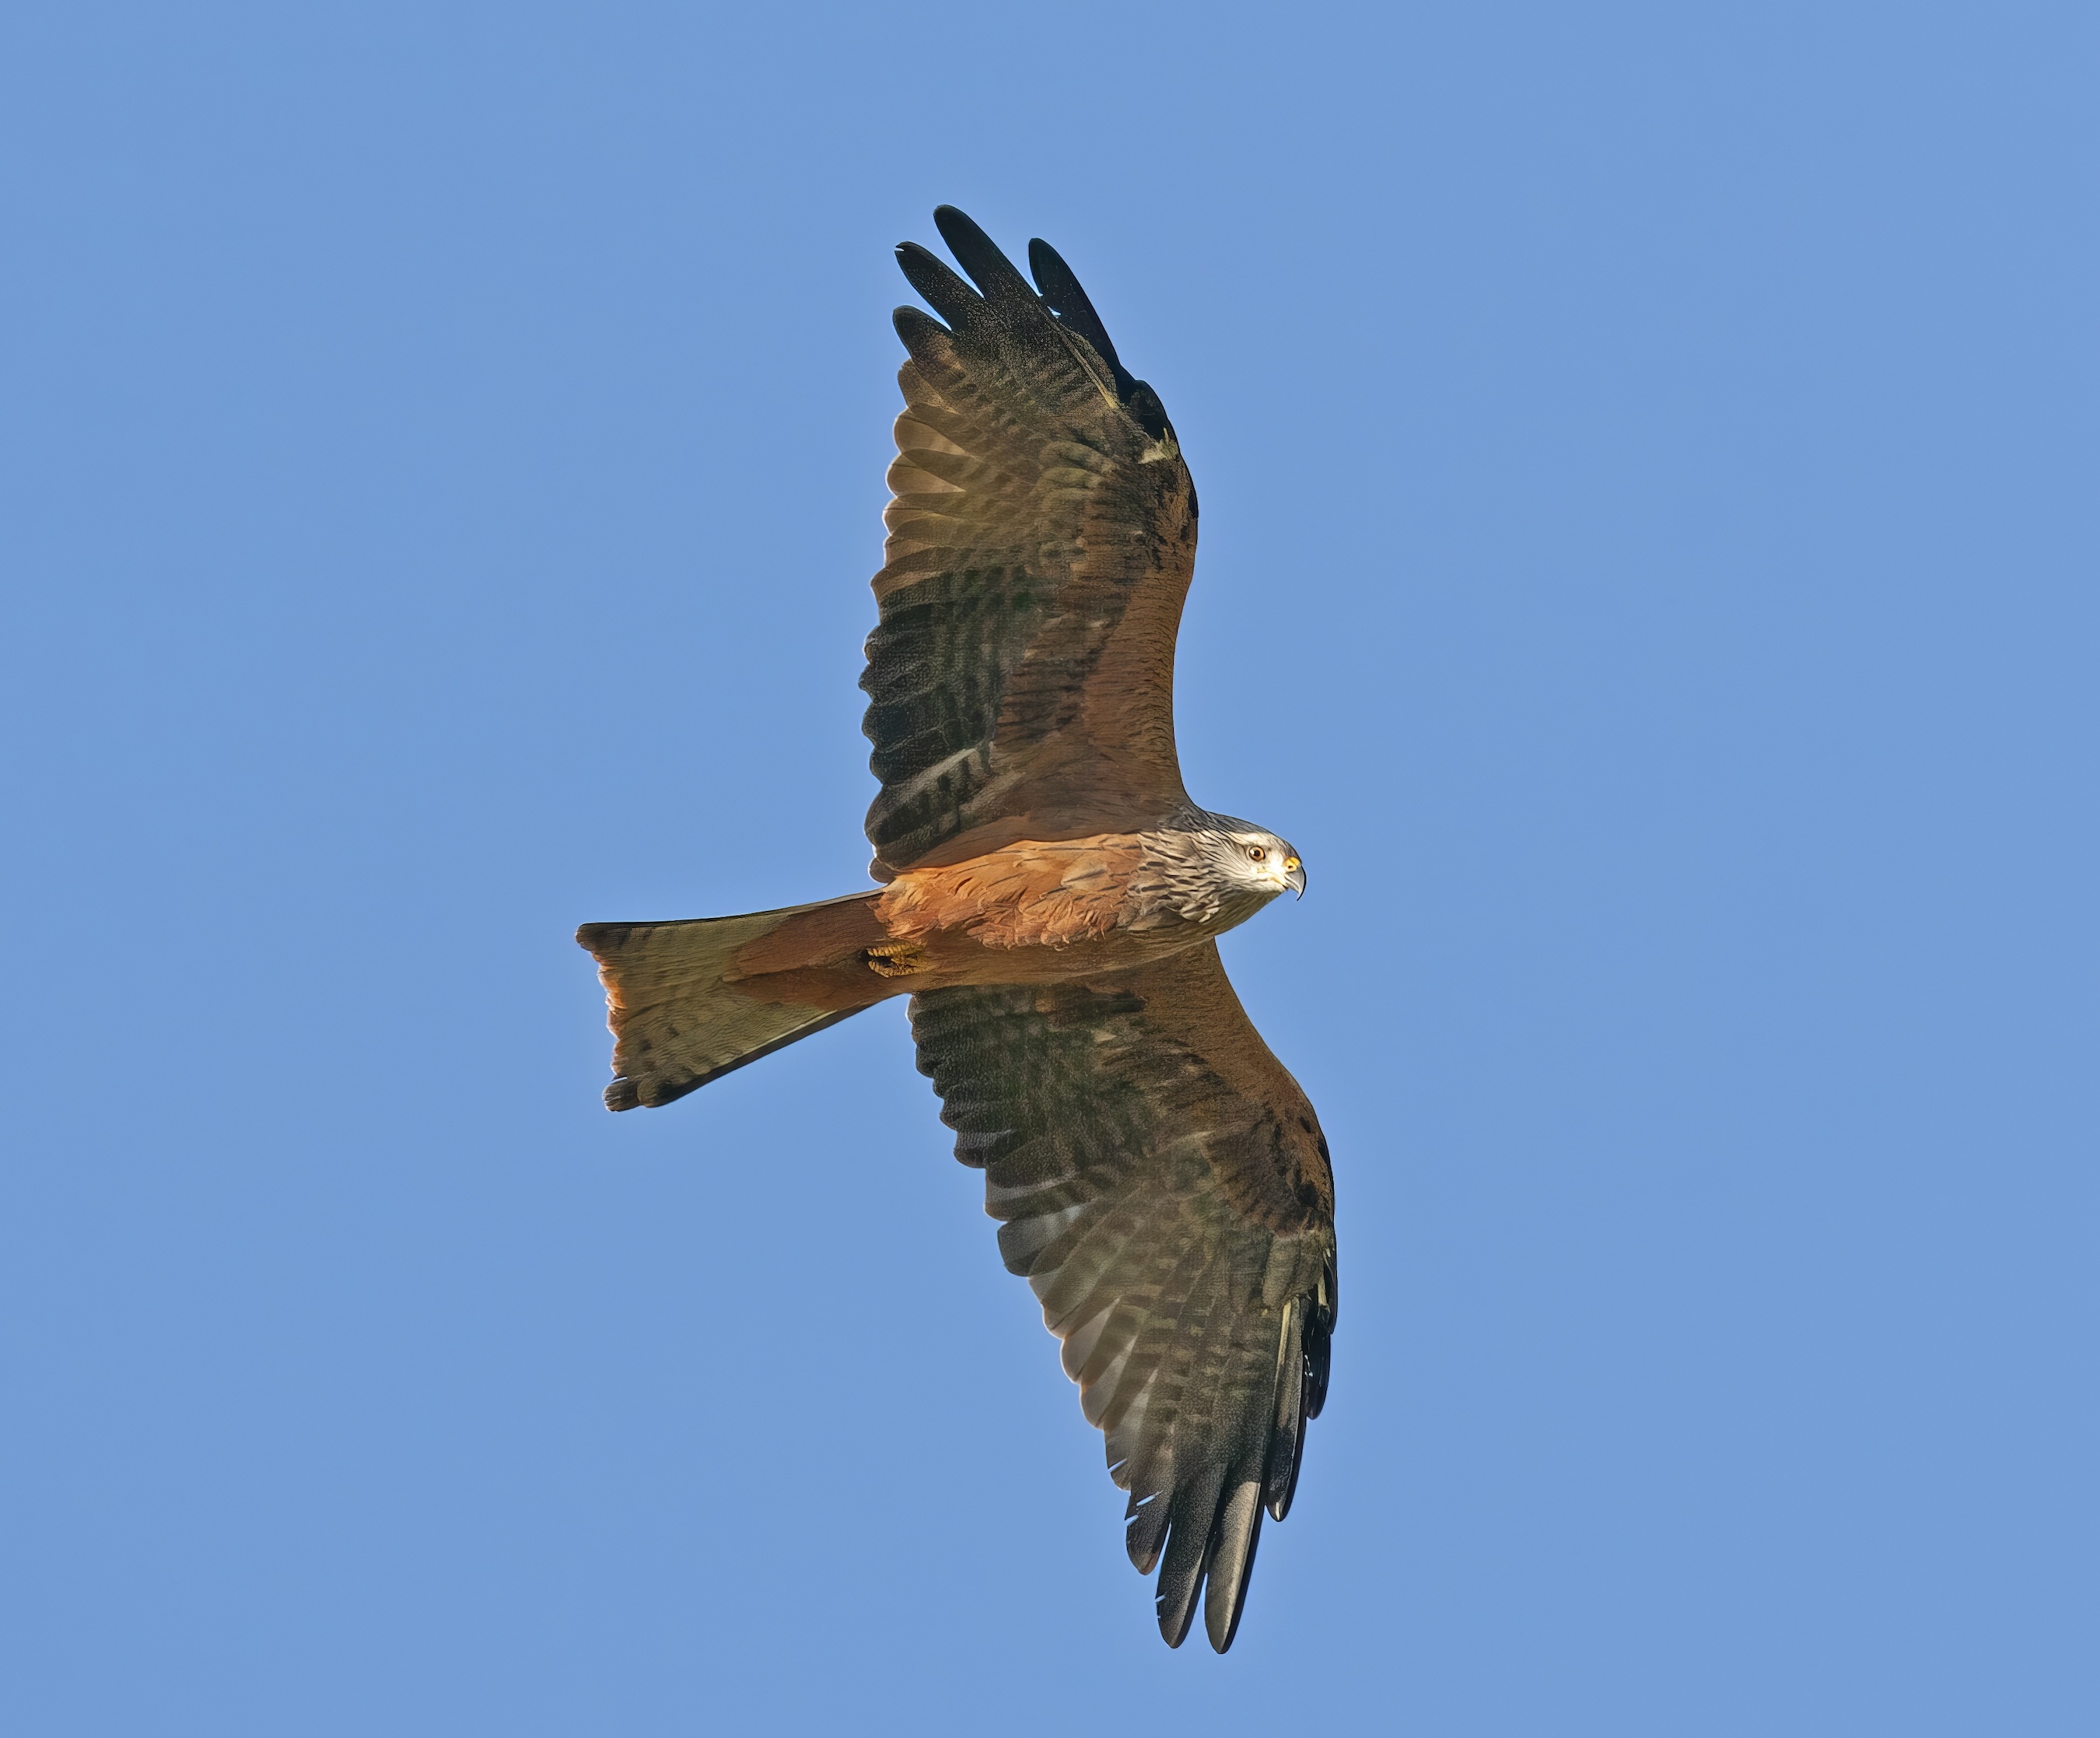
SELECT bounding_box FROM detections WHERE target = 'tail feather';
[577,893,887,1110]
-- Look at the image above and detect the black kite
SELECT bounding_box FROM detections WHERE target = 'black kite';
[579,208,1336,1652]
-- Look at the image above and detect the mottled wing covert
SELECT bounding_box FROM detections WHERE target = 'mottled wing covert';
[908,943,1338,1652]
[863,207,1199,880]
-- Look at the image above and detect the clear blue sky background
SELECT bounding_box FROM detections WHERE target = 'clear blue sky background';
[2,4,2094,1733]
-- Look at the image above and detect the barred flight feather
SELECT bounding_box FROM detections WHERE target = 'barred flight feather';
[905,935,1332,1643]
[861,211,1198,878]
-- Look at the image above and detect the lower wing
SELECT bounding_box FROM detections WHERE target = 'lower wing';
[908,942,1337,1651]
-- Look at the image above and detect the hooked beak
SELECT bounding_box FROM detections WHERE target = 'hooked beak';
[1284,856,1306,899]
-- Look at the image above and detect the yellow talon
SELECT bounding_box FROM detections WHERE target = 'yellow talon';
[865,941,929,978]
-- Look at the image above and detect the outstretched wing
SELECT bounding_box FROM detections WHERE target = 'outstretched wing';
[862,206,1199,881]
[908,943,1338,1652]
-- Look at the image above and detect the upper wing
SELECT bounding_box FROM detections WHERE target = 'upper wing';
[908,943,1337,1652]
[861,207,1199,881]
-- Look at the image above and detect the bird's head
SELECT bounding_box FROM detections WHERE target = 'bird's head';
[1208,828,1307,902]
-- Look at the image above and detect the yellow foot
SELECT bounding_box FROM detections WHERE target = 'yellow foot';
[864,941,929,979]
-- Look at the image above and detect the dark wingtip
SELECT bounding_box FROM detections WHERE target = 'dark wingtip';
[1153,1474,1227,1649]
[1265,1301,1312,1522]
[1126,1487,1169,1575]
[1305,1258,1338,1419]
[929,205,1034,307]
[1027,233,1134,390]
[1024,235,1062,289]
[930,204,985,259]
[1203,1483,1265,1652]
[1305,1316,1332,1421]
[1268,1442,1305,1523]
[1123,379,1173,444]
[604,1077,640,1112]
[1157,1582,1200,1649]
[913,211,1171,449]
[892,304,939,346]
[1153,1510,1206,1646]
[894,240,984,332]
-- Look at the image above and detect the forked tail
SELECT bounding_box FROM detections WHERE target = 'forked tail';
[576,892,891,1110]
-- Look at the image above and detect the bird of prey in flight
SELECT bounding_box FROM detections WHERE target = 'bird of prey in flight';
[578,207,1336,1652]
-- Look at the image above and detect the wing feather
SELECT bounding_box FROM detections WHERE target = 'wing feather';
[907,942,1336,1652]
[863,208,1199,878]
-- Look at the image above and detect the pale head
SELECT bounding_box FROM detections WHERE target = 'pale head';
[1199,826,1307,903]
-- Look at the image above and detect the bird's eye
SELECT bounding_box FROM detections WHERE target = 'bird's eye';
[1247,845,1266,862]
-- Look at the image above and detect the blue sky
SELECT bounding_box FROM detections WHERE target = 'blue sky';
[2,4,2094,1733]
